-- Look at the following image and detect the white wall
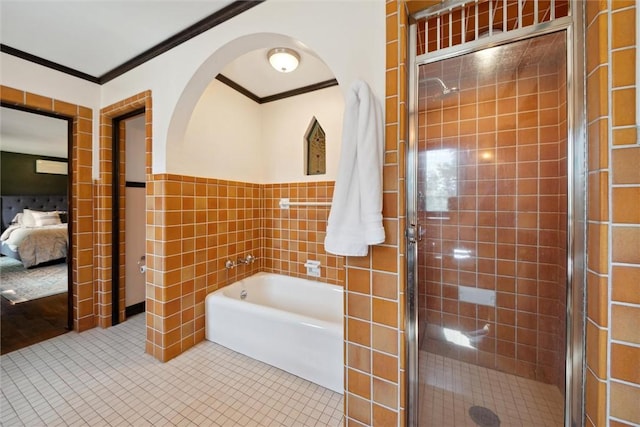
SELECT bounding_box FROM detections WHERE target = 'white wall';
[125,186,146,307]
[124,115,146,307]
[124,115,147,183]
[261,86,344,184]
[0,54,100,108]
[179,80,263,182]
[0,54,102,173]
[101,0,385,176]
[1,1,385,179]
[182,81,343,184]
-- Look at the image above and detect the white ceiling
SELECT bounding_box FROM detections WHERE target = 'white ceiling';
[0,0,337,155]
[0,107,68,158]
[221,48,335,98]
[0,0,336,96]
[0,0,236,77]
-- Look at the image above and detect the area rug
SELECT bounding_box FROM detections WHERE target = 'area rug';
[0,257,67,304]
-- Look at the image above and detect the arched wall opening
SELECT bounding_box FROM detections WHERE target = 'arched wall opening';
[166,32,342,176]
[147,33,347,362]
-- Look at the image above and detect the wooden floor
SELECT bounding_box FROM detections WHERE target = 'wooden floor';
[1,292,69,355]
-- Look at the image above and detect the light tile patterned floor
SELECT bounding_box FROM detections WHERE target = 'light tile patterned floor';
[1,314,343,426]
[419,351,564,426]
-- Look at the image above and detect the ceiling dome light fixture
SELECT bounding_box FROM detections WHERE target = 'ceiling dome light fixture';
[268,48,300,73]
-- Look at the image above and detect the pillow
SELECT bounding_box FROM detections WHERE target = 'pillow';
[10,212,24,225]
[21,209,37,227]
[25,209,61,227]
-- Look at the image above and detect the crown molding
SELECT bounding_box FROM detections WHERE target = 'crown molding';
[1,1,265,85]
[215,74,339,104]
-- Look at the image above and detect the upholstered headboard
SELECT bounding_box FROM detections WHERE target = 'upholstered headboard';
[0,195,68,231]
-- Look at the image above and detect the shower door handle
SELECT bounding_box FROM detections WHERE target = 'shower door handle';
[406,225,422,244]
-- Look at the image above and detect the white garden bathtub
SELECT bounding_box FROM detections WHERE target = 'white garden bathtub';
[205,272,344,393]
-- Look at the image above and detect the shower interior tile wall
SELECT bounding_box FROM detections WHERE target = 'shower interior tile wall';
[417,36,568,389]
[145,176,342,360]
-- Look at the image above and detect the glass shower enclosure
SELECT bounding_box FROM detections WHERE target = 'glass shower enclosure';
[406,1,586,426]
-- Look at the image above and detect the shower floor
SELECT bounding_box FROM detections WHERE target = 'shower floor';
[419,351,564,426]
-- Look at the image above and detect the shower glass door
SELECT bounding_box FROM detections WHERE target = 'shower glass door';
[415,32,568,426]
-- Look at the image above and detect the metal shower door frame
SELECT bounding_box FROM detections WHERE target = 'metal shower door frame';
[406,2,587,426]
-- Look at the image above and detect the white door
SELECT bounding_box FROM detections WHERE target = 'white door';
[124,115,146,309]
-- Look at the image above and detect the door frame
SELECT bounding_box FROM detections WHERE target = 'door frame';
[0,102,74,331]
[406,3,587,426]
[111,107,145,326]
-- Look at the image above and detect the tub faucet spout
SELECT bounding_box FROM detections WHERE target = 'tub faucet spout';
[237,254,256,265]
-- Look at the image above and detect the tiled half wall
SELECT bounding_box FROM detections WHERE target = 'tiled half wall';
[144,177,343,362]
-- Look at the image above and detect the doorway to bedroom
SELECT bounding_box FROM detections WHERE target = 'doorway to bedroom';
[0,105,72,354]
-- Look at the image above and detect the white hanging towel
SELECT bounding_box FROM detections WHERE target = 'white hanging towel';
[324,80,385,256]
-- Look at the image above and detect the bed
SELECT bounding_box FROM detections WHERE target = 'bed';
[0,195,68,268]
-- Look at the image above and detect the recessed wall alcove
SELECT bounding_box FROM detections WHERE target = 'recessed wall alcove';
[149,33,344,362]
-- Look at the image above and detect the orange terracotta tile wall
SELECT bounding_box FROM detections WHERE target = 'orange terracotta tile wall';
[97,92,152,328]
[380,0,639,425]
[262,182,344,284]
[341,2,407,425]
[145,175,262,361]
[416,43,568,389]
[145,178,344,362]
[0,85,94,332]
[585,1,640,426]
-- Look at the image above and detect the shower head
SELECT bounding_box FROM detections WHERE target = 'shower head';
[441,85,459,96]
[422,77,459,98]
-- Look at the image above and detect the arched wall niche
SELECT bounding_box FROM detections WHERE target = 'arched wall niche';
[97,1,384,176]
[165,32,341,173]
[147,32,349,362]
